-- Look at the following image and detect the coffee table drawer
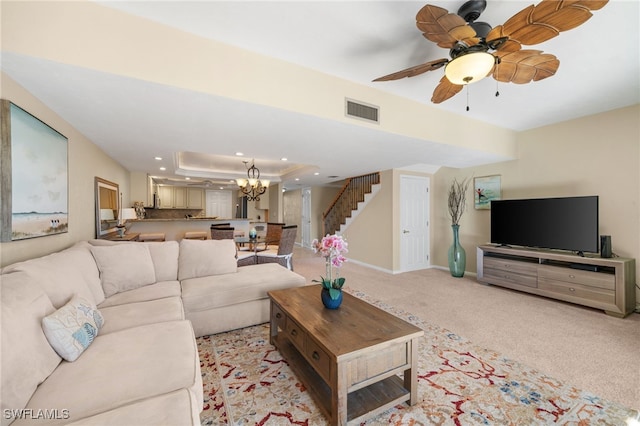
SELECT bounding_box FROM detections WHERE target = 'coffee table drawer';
[306,338,331,383]
[345,342,409,389]
[285,317,306,352]
[272,304,286,329]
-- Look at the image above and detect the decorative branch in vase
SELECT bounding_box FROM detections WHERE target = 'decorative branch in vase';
[447,177,470,277]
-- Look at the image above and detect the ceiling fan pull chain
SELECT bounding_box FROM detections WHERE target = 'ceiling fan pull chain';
[495,80,500,98]
[466,85,470,111]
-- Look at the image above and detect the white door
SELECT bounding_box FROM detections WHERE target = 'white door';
[400,175,430,272]
[205,190,232,218]
[301,188,312,248]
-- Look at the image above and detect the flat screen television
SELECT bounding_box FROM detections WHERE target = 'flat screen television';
[490,196,599,254]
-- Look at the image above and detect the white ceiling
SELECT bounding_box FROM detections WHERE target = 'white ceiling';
[2,1,638,190]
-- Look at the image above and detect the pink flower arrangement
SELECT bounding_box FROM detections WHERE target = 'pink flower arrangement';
[312,234,348,268]
[312,234,348,299]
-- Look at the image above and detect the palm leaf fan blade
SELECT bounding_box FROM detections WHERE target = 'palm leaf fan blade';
[495,50,559,83]
[502,0,608,46]
[575,0,608,11]
[416,4,474,49]
[487,26,522,52]
[372,59,447,82]
[431,77,463,104]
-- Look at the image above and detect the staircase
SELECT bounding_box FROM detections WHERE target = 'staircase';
[322,172,381,236]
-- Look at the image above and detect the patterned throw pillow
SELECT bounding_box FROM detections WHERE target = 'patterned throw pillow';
[42,295,104,362]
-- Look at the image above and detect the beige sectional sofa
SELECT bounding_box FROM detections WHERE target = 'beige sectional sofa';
[1,238,306,425]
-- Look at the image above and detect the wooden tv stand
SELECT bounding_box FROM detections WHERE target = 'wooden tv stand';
[477,245,636,317]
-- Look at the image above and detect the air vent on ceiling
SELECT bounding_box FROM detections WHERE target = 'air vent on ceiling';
[345,98,379,124]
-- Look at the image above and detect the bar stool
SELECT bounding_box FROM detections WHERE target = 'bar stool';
[138,233,166,242]
[184,231,207,240]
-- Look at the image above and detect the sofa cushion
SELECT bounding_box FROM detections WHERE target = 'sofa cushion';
[178,239,237,280]
[22,320,201,426]
[98,281,181,308]
[147,241,179,281]
[42,296,104,362]
[2,246,104,308]
[90,244,156,297]
[89,240,179,282]
[99,297,184,335]
[181,263,307,313]
[64,389,200,426]
[1,272,61,425]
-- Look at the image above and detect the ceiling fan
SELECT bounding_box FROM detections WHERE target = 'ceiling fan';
[373,0,608,104]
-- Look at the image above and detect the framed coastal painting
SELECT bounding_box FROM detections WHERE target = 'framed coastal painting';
[1,100,68,241]
[474,175,501,210]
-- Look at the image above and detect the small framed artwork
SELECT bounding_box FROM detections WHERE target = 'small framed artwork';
[474,175,501,210]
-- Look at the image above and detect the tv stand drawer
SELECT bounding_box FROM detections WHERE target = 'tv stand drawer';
[484,257,537,276]
[484,267,538,288]
[538,278,615,306]
[538,265,615,290]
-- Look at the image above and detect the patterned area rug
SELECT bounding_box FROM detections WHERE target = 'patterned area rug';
[197,288,637,425]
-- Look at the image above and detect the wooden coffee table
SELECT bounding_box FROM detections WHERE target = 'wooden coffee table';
[268,285,423,425]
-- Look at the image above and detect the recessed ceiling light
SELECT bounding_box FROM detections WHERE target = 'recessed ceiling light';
[185,177,191,180]
[159,167,166,171]
[235,152,244,156]
[281,157,288,161]
[314,172,320,176]
[295,178,299,181]
[154,157,162,161]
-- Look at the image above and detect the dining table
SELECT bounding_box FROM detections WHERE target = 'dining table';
[234,236,270,254]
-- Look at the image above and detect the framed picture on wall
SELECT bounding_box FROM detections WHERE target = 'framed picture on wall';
[474,175,501,210]
[1,100,68,241]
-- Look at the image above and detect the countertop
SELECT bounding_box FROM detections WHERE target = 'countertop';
[133,218,251,222]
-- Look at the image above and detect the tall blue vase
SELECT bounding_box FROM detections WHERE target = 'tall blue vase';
[448,224,466,278]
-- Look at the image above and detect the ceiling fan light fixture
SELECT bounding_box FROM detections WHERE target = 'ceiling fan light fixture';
[444,52,495,85]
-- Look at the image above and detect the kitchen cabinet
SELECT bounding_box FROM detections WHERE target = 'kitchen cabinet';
[157,186,174,209]
[187,188,204,209]
[156,185,203,209]
[173,187,187,208]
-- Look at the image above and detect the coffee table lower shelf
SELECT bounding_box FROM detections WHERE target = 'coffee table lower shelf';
[275,335,410,424]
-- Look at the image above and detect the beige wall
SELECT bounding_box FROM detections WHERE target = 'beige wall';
[432,105,640,303]
[0,73,130,267]
[341,170,394,271]
[311,185,340,241]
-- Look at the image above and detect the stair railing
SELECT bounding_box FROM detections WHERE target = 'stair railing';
[322,172,380,236]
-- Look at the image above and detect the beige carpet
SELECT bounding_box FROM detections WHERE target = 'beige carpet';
[291,246,640,411]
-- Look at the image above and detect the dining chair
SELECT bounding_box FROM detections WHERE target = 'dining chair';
[210,226,235,240]
[260,222,284,251]
[256,225,297,270]
[236,250,256,267]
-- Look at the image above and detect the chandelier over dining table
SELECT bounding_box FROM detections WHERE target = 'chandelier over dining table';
[236,159,270,201]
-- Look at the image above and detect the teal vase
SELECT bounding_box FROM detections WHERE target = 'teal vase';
[448,224,466,277]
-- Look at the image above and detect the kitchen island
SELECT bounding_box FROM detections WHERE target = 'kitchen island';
[127,218,262,241]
